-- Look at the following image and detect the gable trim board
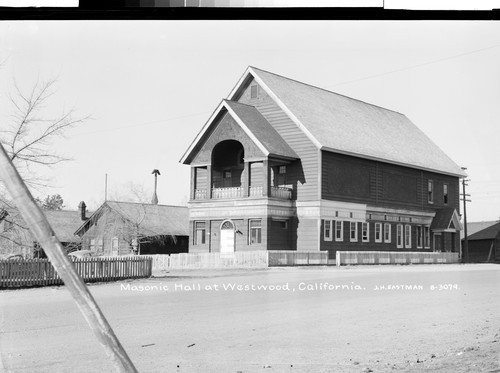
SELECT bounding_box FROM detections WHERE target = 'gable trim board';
[227,66,466,179]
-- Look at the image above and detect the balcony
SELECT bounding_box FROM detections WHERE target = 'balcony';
[193,186,292,201]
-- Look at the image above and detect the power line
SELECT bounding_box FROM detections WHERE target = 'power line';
[327,42,500,88]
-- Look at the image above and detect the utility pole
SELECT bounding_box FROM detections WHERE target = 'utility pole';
[460,167,471,263]
[151,169,160,205]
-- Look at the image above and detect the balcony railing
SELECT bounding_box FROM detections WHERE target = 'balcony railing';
[193,186,292,200]
[212,187,243,199]
[270,186,292,199]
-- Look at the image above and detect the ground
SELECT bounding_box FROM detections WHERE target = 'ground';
[1,264,499,373]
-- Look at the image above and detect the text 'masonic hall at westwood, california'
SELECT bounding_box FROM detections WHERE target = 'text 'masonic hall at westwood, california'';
[180,66,466,259]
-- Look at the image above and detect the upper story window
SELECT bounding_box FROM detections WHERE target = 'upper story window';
[428,180,434,204]
[250,85,259,99]
[279,165,286,174]
[443,183,449,205]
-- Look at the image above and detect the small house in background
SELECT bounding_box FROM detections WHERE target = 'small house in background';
[0,206,86,258]
[463,221,500,262]
[75,201,189,256]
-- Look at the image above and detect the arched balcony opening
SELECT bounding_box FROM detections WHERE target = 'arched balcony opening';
[211,140,245,198]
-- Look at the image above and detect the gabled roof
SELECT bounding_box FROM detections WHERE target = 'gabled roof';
[466,221,500,241]
[75,201,188,237]
[228,66,466,178]
[44,210,85,243]
[430,208,462,231]
[180,100,298,164]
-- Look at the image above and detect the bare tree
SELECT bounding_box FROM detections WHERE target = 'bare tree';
[0,78,89,257]
[1,78,90,187]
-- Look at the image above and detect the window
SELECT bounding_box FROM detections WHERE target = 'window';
[194,221,206,245]
[111,237,119,254]
[223,170,231,179]
[350,222,358,242]
[405,225,412,248]
[397,224,403,248]
[443,183,448,205]
[335,221,343,241]
[417,226,423,248]
[250,85,259,98]
[362,222,369,242]
[428,180,434,204]
[274,219,288,229]
[97,239,104,253]
[90,239,96,251]
[324,220,332,241]
[424,226,431,248]
[375,223,382,243]
[249,219,262,244]
[384,223,391,243]
[278,165,286,174]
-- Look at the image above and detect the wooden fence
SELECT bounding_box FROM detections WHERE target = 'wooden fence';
[149,251,329,270]
[0,256,152,288]
[336,251,460,266]
[267,251,328,266]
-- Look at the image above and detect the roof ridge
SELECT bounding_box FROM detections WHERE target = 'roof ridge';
[249,66,407,117]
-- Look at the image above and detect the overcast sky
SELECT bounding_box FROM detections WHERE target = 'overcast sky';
[0,20,499,222]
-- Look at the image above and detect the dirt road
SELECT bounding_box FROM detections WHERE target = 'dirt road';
[1,264,499,372]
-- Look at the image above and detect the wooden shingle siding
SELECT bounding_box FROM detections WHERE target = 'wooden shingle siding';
[237,78,319,201]
[322,151,460,212]
[190,112,265,165]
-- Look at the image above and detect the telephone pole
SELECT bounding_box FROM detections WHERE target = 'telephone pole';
[460,167,471,263]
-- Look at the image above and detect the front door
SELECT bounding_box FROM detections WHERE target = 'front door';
[433,233,442,252]
[220,220,235,257]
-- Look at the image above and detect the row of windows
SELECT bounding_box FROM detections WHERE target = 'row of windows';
[428,180,449,205]
[88,237,119,253]
[324,221,431,248]
[194,219,264,246]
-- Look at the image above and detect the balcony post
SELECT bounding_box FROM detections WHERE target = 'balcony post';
[207,165,212,200]
[262,160,270,197]
[242,161,250,197]
[190,167,196,200]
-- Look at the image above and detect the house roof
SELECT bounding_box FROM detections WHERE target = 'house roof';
[180,100,298,164]
[76,201,189,237]
[228,66,466,178]
[466,221,500,241]
[224,100,298,159]
[44,210,85,243]
[430,208,462,231]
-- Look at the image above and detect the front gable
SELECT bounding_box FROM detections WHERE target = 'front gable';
[189,109,267,166]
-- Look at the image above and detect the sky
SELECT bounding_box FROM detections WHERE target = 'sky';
[0,20,499,222]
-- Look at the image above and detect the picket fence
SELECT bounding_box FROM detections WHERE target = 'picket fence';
[0,256,152,288]
[148,251,329,270]
[336,251,460,266]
